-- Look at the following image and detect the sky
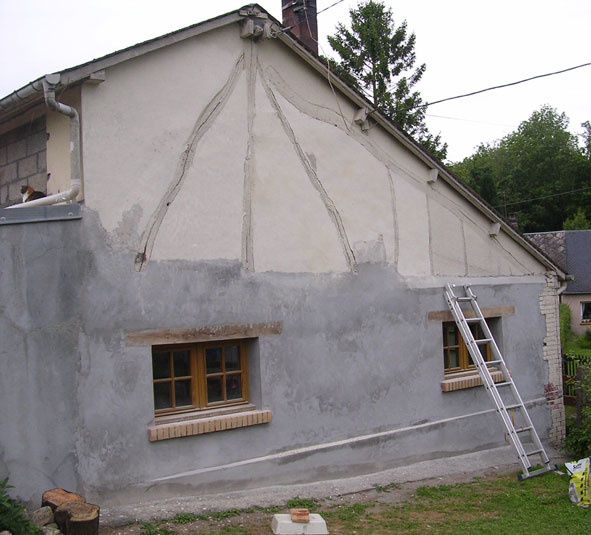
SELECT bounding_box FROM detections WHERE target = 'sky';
[1,0,589,162]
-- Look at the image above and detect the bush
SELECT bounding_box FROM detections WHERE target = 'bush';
[560,304,572,348]
[566,364,591,458]
[0,479,40,535]
[581,330,591,349]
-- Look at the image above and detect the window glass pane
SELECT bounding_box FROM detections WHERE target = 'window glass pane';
[173,350,190,377]
[154,382,172,410]
[225,345,241,371]
[444,324,457,346]
[446,348,459,369]
[207,377,223,402]
[174,380,192,407]
[152,351,170,379]
[583,303,591,320]
[206,348,223,374]
[226,375,242,399]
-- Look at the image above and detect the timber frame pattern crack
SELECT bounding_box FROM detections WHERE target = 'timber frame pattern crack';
[133,12,540,277]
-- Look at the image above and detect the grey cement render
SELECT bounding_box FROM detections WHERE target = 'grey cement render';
[0,208,554,506]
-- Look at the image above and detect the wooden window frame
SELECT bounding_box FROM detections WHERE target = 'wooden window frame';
[581,302,591,323]
[443,321,492,375]
[152,339,250,416]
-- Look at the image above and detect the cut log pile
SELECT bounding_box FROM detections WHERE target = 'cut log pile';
[26,488,99,535]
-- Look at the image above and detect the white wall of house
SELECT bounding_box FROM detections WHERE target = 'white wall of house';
[80,22,546,278]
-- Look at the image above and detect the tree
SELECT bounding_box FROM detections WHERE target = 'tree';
[327,0,447,160]
[564,208,591,230]
[452,106,591,232]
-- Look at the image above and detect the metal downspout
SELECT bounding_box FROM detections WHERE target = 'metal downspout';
[8,74,81,209]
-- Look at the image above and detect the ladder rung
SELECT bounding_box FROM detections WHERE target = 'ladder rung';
[514,426,533,433]
[473,338,492,344]
[487,360,503,365]
[526,449,544,457]
[518,464,554,481]
[495,381,513,387]
[465,317,482,323]
[455,297,473,302]
[504,403,523,411]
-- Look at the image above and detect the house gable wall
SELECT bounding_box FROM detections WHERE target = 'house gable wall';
[0,19,562,508]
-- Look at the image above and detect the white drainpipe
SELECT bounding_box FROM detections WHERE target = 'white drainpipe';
[8,73,81,209]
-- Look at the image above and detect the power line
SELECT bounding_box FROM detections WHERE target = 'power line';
[318,0,346,15]
[421,61,591,109]
[495,185,591,209]
[426,113,514,127]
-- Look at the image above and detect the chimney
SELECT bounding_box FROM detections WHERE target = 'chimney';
[282,0,318,55]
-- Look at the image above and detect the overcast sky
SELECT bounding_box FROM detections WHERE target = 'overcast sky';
[1,0,589,162]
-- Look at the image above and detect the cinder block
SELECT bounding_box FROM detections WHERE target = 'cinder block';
[27,130,47,155]
[6,139,26,162]
[271,514,328,534]
[0,162,17,184]
[28,172,48,193]
[18,154,38,177]
[8,178,27,201]
[37,149,47,171]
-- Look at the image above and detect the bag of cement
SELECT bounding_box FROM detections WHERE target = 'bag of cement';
[565,457,591,508]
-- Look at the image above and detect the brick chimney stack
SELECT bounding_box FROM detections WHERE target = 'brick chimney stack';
[282,0,318,55]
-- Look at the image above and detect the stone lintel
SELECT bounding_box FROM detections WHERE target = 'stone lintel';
[127,321,283,346]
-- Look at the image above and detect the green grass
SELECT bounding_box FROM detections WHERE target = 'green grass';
[324,473,591,534]
[126,472,590,535]
[285,497,319,509]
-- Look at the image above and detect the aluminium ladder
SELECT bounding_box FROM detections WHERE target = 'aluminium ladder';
[444,283,554,480]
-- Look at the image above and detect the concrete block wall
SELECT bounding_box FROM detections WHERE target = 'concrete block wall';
[0,116,47,207]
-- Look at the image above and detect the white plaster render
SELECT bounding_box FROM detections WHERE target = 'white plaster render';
[275,90,397,266]
[79,28,551,277]
[81,25,243,236]
[252,68,347,273]
[46,111,70,197]
[394,174,431,276]
[429,199,466,276]
[151,63,248,263]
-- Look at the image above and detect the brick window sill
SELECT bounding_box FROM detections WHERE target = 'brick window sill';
[441,370,505,392]
[148,407,272,442]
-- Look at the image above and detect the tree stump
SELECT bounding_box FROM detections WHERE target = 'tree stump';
[42,488,85,511]
[54,502,99,535]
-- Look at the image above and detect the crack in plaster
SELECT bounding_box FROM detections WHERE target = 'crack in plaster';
[241,42,256,271]
[264,66,427,190]
[259,62,357,273]
[460,220,469,276]
[426,195,434,275]
[385,168,399,267]
[429,183,537,275]
[134,54,245,271]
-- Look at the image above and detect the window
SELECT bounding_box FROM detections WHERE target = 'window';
[442,321,492,374]
[582,302,591,322]
[152,340,249,415]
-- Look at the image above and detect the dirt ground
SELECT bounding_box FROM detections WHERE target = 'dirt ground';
[101,464,517,534]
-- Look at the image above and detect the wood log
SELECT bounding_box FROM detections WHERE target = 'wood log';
[54,502,99,535]
[42,488,85,511]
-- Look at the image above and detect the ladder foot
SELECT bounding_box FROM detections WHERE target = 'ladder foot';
[518,464,556,481]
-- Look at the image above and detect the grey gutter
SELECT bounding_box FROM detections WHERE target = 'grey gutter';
[0,10,244,118]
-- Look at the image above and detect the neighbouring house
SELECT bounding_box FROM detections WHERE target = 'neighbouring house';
[0,3,566,508]
[526,230,591,337]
